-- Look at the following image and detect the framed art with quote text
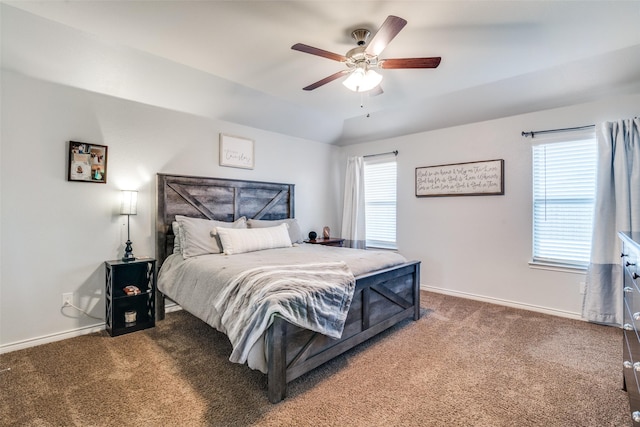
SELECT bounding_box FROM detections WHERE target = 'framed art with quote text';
[416,159,504,197]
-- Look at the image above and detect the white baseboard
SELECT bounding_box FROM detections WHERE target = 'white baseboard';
[165,302,182,313]
[0,303,184,355]
[421,284,583,321]
[0,322,105,355]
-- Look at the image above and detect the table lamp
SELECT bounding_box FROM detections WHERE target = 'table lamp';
[120,190,137,261]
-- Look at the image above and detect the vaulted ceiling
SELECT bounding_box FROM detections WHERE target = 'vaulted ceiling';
[4,1,640,145]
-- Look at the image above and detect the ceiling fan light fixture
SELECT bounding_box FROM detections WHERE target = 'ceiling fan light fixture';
[342,68,383,92]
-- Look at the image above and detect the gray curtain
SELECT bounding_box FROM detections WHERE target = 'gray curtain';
[340,156,366,249]
[582,118,640,325]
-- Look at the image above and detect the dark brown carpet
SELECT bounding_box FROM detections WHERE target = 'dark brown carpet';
[0,291,631,426]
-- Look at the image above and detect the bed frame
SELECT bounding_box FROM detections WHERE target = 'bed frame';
[155,173,421,403]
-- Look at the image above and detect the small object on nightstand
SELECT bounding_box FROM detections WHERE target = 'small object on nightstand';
[308,231,317,241]
[123,285,140,296]
[322,226,330,239]
[124,310,136,326]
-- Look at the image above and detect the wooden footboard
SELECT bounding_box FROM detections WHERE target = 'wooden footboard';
[266,260,421,403]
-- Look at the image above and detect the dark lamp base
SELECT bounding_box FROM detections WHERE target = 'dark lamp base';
[122,239,135,262]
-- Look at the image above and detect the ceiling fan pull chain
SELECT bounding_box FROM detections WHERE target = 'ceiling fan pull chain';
[359,94,371,117]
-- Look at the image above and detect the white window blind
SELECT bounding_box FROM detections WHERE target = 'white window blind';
[532,136,597,268]
[364,156,397,249]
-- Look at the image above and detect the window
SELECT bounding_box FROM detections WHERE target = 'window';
[531,134,597,269]
[364,156,397,249]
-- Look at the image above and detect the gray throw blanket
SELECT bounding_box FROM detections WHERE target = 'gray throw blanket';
[213,261,356,364]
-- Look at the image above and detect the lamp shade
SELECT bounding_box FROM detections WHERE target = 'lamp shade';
[342,68,383,92]
[120,190,138,215]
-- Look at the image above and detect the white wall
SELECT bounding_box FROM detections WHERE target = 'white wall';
[3,76,637,353]
[0,71,339,351]
[340,93,640,318]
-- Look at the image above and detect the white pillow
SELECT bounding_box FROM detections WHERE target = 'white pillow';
[171,221,182,254]
[216,223,292,255]
[246,218,303,244]
[175,215,246,258]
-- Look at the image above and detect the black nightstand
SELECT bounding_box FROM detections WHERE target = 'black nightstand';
[105,258,156,336]
[304,237,345,247]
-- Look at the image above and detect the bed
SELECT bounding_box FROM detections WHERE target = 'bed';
[155,173,421,403]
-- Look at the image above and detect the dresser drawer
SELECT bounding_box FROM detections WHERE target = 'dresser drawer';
[624,330,640,385]
[624,246,639,267]
[626,262,640,290]
[625,286,640,331]
[623,243,639,286]
[625,313,640,367]
[624,330,640,426]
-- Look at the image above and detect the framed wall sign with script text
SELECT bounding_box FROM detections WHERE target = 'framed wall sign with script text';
[219,134,254,169]
[416,159,504,197]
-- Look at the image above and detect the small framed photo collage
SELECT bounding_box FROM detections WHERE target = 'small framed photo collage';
[68,141,108,183]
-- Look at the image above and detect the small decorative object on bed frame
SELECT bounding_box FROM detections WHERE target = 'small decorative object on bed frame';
[219,133,254,169]
[68,141,108,183]
[415,158,504,197]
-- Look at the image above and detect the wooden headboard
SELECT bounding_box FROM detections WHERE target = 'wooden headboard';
[156,173,295,266]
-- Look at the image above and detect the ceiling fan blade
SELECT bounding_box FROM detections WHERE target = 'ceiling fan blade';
[369,85,384,96]
[379,57,442,69]
[303,70,349,91]
[291,43,348,62]
[365,15,407,57]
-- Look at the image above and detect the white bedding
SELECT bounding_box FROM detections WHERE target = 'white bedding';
[157,244,408,372]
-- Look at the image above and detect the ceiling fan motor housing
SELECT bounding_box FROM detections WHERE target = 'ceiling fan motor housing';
[351,29,370,46]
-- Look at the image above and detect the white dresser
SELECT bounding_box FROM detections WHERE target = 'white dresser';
[621,232,640,425]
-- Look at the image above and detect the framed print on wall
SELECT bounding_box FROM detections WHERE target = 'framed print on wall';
[415,159,504,197]
[68,141,108,183]
[219,133,254,169]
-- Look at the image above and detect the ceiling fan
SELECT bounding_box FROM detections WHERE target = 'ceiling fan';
[291,15,441,93]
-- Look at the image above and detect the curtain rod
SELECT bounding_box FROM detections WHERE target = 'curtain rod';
[363,150,398,158]
[521,124,594,139]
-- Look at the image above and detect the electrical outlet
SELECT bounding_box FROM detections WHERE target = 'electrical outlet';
[62,292,73,307]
